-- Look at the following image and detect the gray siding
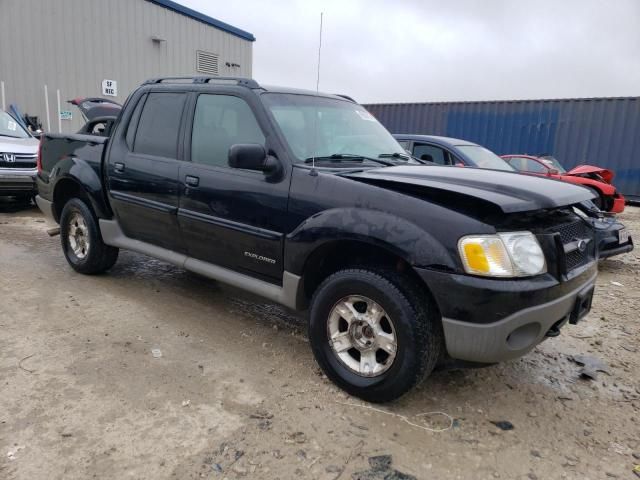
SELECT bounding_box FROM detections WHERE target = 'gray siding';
[0,0,253,133]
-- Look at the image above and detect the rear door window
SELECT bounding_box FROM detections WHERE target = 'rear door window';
[133,93,186,158]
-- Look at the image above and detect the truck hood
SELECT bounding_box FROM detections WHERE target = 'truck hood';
[343,165,595,213]
[566,164,614,183]
[0,136,39,154]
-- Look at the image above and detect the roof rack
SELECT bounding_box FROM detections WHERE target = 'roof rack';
[142,76,260,88]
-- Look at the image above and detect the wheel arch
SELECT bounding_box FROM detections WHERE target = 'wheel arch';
[52,173,110,223]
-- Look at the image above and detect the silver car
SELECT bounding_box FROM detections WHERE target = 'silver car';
[0,110,39,200]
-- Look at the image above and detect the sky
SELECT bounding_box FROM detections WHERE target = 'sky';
[181,0,640,104]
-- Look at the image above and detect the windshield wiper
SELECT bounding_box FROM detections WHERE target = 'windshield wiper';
[379,152,429,165]
[0,134,22,139]
[304,154,395,167]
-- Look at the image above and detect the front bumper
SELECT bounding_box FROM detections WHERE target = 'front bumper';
[592,216,634,259]
[610,194,625,213]
[416,264,597,363]
[0,171,37,195]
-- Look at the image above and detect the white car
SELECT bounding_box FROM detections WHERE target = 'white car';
[0,110,39,200]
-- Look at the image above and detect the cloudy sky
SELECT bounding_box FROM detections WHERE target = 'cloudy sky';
[182,0,640,104]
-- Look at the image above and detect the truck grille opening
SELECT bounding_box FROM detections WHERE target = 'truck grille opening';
[546,220,595,273]
[0,153,37,169]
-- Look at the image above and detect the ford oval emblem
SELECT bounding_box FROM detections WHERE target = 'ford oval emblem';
[577,239,587,252]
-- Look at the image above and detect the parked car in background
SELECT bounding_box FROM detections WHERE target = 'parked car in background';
[68,97,121,137]
[502,154,625,213]
[394,134,514,171]
[394,134,633,258]
[0,110,40,201]
[37,77,600,402]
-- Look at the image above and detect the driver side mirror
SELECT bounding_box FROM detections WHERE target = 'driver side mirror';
[548,168,559,175]
[228,144,279,175]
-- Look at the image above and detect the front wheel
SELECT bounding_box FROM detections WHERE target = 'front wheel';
[60,198,119,274]
[309,268,443,403]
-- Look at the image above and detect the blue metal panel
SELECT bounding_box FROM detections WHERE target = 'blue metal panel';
[365,97,640,200]
[147,0,255,41]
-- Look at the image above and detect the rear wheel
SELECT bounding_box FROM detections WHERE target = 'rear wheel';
[309,268,443,403]
[60,198,118,274]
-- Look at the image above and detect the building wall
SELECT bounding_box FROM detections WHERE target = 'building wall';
[0,0,253,133]
[365,98,640,200]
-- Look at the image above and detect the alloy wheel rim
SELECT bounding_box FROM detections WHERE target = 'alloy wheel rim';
[327,295,397,377]
[68,213,90,260]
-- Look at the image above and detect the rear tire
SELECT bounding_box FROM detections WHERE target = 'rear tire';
[60,198,118,274]
[309,268,443,403]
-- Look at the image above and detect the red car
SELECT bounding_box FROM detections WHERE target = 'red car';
[501,155,625,213]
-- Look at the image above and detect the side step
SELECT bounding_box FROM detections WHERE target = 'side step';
[98,219,305,310]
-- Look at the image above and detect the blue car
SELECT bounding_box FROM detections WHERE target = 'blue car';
[393,134,514,171]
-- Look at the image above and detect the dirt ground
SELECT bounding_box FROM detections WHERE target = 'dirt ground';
[1,199,639,480]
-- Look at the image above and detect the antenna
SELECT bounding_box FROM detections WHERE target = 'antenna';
[316,12,323,92]
[310,12,323,177]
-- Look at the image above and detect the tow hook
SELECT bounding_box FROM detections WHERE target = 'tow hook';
[47,227,61,237]
[546,316,569,337]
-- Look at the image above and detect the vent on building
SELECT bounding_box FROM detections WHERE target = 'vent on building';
[196,51,219,75]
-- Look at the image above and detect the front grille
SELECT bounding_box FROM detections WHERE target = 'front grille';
[546,219,595,273]
[0,152,37,169]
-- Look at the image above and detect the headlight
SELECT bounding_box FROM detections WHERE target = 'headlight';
[458,231,547,277]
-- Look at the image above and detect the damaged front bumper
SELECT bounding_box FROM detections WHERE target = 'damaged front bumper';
[416,263,598,363]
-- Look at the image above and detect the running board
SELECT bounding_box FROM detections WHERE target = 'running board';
[99,219,305,310]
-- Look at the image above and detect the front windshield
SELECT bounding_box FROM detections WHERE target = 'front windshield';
[0,111,30,139]
[456,145,513,171]
[539,156,567,173]
[261,93,407,163]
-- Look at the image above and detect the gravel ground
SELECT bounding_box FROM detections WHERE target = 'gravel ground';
[1,199,639,480]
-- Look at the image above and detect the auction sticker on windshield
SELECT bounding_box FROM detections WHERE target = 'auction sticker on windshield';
[7,120,16,131]
[355,109,376,121]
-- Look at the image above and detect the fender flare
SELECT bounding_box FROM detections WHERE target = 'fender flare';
[284,207,455,275]
[52,158,111,220]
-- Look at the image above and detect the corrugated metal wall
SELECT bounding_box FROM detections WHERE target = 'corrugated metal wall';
[0,0,253,133]
[365,98,640,200]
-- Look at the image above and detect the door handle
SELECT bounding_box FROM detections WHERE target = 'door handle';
[185,175,200,187]
[114,162,125,173]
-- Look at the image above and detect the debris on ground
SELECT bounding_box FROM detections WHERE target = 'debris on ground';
[285,431,307,444]
[610,281,624,287]
[569,354,611,380]
[7,445,26,460]
[151,348,162,358]
[351,455,416,480]
[490,420,515,431]
[181,399,190,407]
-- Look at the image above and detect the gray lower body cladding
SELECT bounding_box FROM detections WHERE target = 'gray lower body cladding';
[98,219,305,311]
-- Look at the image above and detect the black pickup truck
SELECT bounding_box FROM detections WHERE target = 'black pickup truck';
[36,77,598,402]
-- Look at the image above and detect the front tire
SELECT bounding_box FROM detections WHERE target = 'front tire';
[60,198,119,274]
[309,268,442,403]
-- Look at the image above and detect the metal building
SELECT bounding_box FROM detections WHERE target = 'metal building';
[365,98,640,201]
[0,0,254,133]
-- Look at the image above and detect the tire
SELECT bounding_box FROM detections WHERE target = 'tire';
[586,187,604,210]
[309,268,443,403]
[60,198,119,274]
